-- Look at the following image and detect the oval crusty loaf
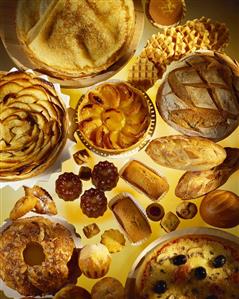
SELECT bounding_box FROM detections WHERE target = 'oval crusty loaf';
[175,147,239,199]
[145,135,226,171]
[156,52,239,141]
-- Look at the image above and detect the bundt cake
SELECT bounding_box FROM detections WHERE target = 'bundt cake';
[0,217,77,296]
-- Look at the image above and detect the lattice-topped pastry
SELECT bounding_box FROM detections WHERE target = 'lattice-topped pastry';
[0,71,67,180]
[129,17,230,90]
[77,82,154,155]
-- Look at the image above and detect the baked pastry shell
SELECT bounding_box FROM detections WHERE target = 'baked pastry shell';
[125,227,239,298]
[0,0,144,88]
[0,213,81,299]
[75,81,156,158]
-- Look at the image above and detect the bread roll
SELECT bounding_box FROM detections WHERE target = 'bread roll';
[146,135,226,171]
[176,147,239,199]
[200,190,239,228]
[156,52,239,141]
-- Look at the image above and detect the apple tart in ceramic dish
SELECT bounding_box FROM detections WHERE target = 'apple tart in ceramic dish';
[76,82,155,156]
[0,71,67,180]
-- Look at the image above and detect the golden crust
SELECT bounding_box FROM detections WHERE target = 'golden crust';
[91,277,125,299]
[9,195,38,220]
[157,52,239,141]
[146,135,226,171]
[16,0,135,79]
[175,147,239,199]
[0,71,67,181]
[0,217,75,296]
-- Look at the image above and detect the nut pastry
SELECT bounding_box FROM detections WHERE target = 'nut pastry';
[157,52,239,141]
[0,71,67,180]
[0,217,76,296]
[16,0,135,78]
[77,82,152,154]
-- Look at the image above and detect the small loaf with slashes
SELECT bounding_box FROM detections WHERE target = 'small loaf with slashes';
[175,147,239,199]
[146,135,226,171]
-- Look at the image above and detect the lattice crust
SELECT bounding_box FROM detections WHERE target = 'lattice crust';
[0,71,67,180]
[157,52,239,141]
[128,17,230,90]
[128,57,161,90]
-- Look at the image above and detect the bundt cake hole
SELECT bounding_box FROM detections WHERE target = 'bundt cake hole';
[23,242,45,266]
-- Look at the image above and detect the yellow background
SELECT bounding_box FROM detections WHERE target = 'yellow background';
[0,0,239,298]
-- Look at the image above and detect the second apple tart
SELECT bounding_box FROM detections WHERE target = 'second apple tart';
[0,71,67,180]
[77,82,155,156]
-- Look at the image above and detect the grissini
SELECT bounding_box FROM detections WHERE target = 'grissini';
[145,135,226,171]
[175,147,239,199]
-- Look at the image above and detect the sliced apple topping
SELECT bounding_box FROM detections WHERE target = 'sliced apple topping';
[98,83,120,109]
[79,103,104,121]
[77,82,151,152]
[102,109,125,131]
[0,71,67,180]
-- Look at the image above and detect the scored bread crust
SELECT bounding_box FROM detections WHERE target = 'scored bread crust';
[16,0,135,79]
[0,71,68,181]
[156,52,239,141]
[146,135,226,171]
[175,147,239,199]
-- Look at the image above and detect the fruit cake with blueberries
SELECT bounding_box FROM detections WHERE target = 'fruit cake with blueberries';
[135,235,239,299]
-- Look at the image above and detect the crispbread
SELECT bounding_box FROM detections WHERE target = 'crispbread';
[146,135,226,171]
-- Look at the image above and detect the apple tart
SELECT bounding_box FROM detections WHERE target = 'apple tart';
[0,71,67,180]
[77,82,154,155]
[16,0,135,79]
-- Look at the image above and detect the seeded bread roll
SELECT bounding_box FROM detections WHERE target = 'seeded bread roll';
[156,52,239,141]
[146,135,226,171]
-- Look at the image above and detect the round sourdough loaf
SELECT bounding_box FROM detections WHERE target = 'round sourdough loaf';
[156,52,239,141]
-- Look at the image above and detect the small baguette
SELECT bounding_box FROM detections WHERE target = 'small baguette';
[146,135,226,171]
[175,147,239,199]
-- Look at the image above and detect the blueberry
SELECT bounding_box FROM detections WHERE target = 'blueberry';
[194,266,207,280]
[206,296,218,299]
[172,254,187,266]
[153,280,167,294]
[212,255,226,268]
